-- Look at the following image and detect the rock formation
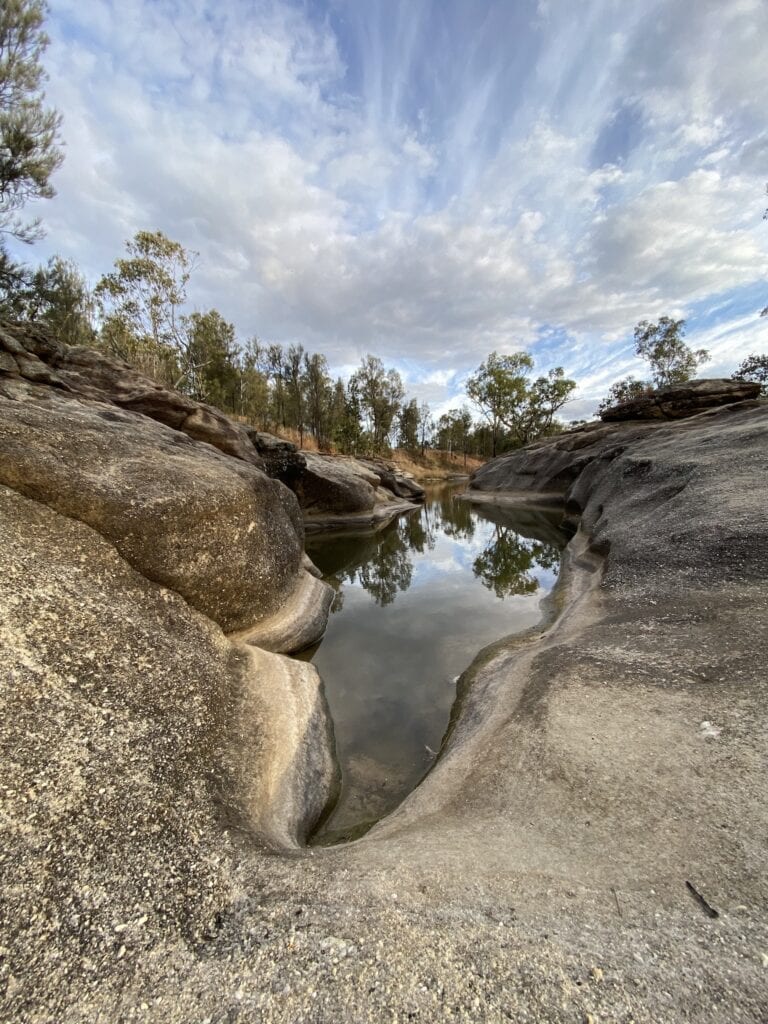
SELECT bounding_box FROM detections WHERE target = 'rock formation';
[0,323,423,538]
[600,376,760,421]
[248,433,426,533]
[2,324,767,1022]
[0,324,333,652]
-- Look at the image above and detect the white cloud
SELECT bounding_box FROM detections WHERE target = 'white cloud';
[13,0,767,415]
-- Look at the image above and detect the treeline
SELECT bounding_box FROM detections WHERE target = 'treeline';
[0,230,579,458]
[0,232,437,455]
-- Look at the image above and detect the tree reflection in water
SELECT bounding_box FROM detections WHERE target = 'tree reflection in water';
[307,487,563,611]
[472,525,560,598]
[303,484,568,844]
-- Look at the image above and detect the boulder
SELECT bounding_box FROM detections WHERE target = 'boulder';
[0,322,263,467]
[0,376,311,636]
[0,477,338,861]
[285,452,379,514]
[246,427,307,481]
[600,377,760,421]
[0,325,335,655]
[468,418,660,504]
[276,451,424,532]
[4,393,767,1022]
[358,457,426,502]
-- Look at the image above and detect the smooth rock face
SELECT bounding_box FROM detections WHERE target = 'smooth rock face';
[0,324,333,648]
[600,376,760,421]
[289,452,380,513]
[280,451,425,532]
[243,432,426,531]
[0,485,337,1016]
[3,316,767,1024]
[0,376,306,634]
[0,321,264,466]
[469,417,661,502]
[357,458,426,502]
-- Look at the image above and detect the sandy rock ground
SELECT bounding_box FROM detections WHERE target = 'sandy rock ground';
[1,350,766,1021]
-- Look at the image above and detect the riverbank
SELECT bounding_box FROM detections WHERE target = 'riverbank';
[2,325,767,1022]
[390,447,486,481]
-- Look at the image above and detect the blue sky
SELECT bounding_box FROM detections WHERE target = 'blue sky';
[21,0,768,419]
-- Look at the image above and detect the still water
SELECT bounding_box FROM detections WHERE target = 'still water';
[301,484,565,845]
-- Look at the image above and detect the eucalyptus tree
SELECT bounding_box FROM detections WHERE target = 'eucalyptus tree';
[303,351,332,446]
[94,230,198,386]
[733,353,768,396]
[350,354,405,453]
[633,317,708,387]
[184,308,239,408]
[0,0,63,295]
[397,397,420,452]
[599,317,710,415]
[467,352,576,452]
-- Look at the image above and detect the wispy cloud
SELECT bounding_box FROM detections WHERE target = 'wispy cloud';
[16,0,768,412]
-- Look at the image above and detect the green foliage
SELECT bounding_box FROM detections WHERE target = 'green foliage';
[596,375,649,417]
[0,246,31,307]
[733,353,768,396]
[349,354,405,452]
[30,256,94,343]
[599,317,711,416]
[0,253,95,346]
[633,317,708,387]
[473,526,560,599]
[466,351,576,452]
[184,309,239,407]
[94,231,195,375]
[303,351,333,446]
[434,406,473,463]
[397,397,420,451]
[239,337,270,424]
[0,0,63,247]
[330,378,361,454]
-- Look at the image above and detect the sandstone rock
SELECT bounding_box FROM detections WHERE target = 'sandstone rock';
[469,418,659,503]
[229,570,334,654]
[289,452,380,514]
[0,374,329,645]
[4,321,767,1022]
[0,322,263,467]
[358,458,426,502]
[2,393,767,1021]
[281,451,424,533]
[246,427,307,480]
[600,376,760,421]
[0,483,337,875]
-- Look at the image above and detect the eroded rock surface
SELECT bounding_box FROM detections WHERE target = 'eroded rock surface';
[2,320,767,1023]
[277,450,425,533]
[0,485,338,1017]
[0,321,263,466]
[600,376,760,421]
[0,325,332,650]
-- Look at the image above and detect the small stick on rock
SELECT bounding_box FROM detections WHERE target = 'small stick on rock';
[685,880,719,919]
[611,887,622,918]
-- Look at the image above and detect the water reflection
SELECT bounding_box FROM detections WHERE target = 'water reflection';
[309,496,561,609]
[303,484,566,845]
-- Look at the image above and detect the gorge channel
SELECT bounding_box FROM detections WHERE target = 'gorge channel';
[299,484,567,845]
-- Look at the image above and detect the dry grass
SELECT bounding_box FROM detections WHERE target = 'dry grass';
[229,414,485,475]
[389,448,485,480]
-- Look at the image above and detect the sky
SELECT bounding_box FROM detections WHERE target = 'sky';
[18,0,768,420]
